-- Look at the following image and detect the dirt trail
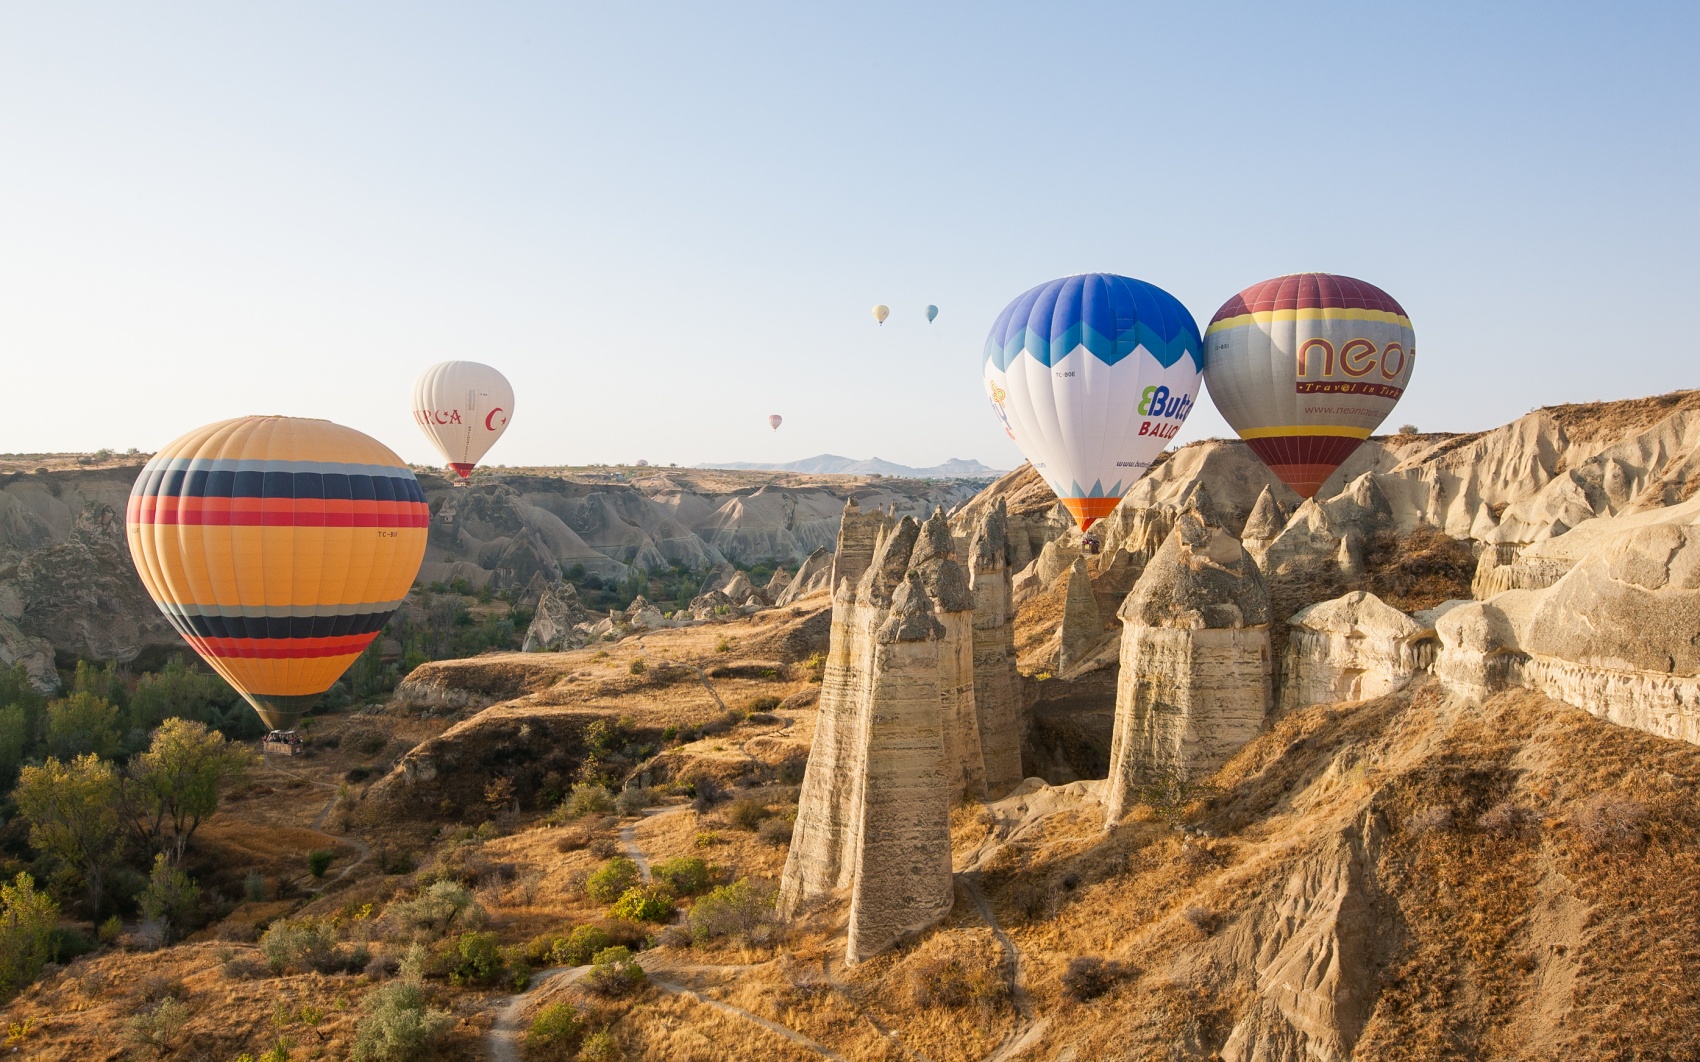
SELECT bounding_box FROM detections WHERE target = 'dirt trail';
[618,804,689,882]
[261,760,373,889]
[487,965,587,1062]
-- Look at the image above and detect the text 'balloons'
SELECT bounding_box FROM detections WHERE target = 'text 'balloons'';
[983,274,1204,531]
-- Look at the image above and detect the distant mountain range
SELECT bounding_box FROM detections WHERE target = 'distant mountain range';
[700,454,1007,479]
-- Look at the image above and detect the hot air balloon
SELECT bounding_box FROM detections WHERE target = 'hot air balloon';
[872,305,890,325]
[126,417,429,737]
[926,305,939,323]
[984,274,1204,531]
[768,414,783,430]
[412,361,514,480]
[1203,273,1415,499]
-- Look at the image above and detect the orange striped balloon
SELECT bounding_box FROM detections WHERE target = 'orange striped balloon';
[126,417,429,731]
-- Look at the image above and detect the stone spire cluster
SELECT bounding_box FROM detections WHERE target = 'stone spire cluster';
[779,499,1022,963]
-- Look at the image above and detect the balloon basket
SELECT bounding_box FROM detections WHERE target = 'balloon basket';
[262,731,303,756]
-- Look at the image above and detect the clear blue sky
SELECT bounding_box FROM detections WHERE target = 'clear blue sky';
[2,3,1695,470]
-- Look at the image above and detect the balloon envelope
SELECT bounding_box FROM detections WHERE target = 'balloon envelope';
[412,361,514,479]
[1203,273,1415,499]
[872,304,890,325]
[126,417,429,731]
[926,305,938,323]
[983,274,1204,530]
[768,414,783,430]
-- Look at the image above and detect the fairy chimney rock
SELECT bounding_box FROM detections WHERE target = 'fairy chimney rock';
[1105,511,1273,825]
[969,500,1024,797]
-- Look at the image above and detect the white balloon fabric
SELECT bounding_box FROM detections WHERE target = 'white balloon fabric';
[768,414,783,430]
[412,361,515,479]
[872,304,890,325]
[983,274,1204,530]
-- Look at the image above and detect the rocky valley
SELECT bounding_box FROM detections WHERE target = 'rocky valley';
[2,392,1699,1061]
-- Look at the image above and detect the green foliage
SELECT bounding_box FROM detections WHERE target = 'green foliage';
[138,853,199,939]
[243,870,268,902]
[13,753,121,911]
[551,924,612,966]
[308,849,335,878]
[440,930,505,986]
[687,878,773,944]
[651,857,710,896]
[350,981,454,1062]
[608,884,673,923]
[0,706,29,789]
[561,783,614,820]
[389,880,482,939]
[125,658,252,741]
[0,874,57,1002]
[584,945,647,997]
[98,914,122,944]
[124,995,190,1053]
[259,917,340,974]
[126,717,254,864]
[579,1029,620,1062]
[525,1000,585,1056]
[627,657,646,676]
[584,857,640,904]
[71,660,126,711]
[613,786,653,816]
[45,690,121,760]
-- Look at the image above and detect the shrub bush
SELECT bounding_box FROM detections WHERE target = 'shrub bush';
[906,948,1006,1014]
[588,837,621,860]
[687,878,772,944]
[1570,791,1649,849]
[124,996,190,1053]
[651,857,710,896]
[350,981,454,1061]
[441,930,505,986]
[259,918,339,973]
[756,816,793,847]
[308,849,335,878]
[388,880,483,939]
[553,924,613,966]
[0,873,57,1002]
[563,784,615,820]
[609,884,674,923]
[727,799,771,831]
[614,787,654,817]
[744,695,782,713]
[688,774,725,810]
[584,858,641,904]
[525,1000,585,1057]
[579,1029,620,1062]
[583,946,647,997]
[1060,956,1134,1001]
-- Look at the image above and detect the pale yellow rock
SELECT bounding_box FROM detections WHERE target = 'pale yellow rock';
[969,500,1024,798]
[1281,591,1436,710]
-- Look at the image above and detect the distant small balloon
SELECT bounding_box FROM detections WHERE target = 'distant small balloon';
[768,414,783,430]
[926,305,938,323]
[872,304,890,325]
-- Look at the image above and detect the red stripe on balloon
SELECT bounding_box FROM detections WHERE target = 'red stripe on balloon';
[184,633,377,660]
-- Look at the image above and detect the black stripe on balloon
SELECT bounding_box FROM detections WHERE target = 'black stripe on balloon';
[166,609,397,641]
[134,470,425,504]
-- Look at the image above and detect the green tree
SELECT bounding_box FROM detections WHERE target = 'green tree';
[126,658,242,736]
[71,660,126,708]
[45,690,121,760]
[13,754,122,912]
[138,853,200,940]
[0,872,58,1002]
[124,718,255,864]
[0,664,46,754]
[0,705,30,787]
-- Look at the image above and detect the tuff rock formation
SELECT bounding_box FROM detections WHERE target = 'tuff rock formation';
[1280,591,1438,711]
[1057,557,1104,674]
[968,501,1023,797]
[521,582,591,652]
[775,547,833,604]
[780,501,1022,961]
[1104,509,1272,824]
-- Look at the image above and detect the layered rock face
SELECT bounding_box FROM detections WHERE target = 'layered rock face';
[1436,514,1700,746]
[968,502,1024,797]
[780,501,1022,960]
[775,546,833,604]
[1280,591,1438,711]
[1104,510,1272,823]
[520,582,592,652]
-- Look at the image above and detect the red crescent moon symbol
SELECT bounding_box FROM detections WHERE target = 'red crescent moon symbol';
[486,408,506,431]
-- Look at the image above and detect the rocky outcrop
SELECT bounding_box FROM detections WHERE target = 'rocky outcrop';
[1241,485,1288,564]
[1281,592,1438,711]
[775,547,832,604]
[1104,510,1273,823]
[1057,558,1104,674]
[781,499,1025,959]
[521,582,592,652]
[968,501,1023,797]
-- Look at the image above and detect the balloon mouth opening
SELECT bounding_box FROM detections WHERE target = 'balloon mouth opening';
[450,463,475,479]
[1059,497,1119,532]
[248,693,320,733]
